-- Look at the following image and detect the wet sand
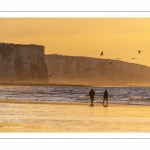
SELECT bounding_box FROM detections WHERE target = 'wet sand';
[0,99,150,132]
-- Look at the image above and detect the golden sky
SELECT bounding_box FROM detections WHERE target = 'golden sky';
[1,18,150,67]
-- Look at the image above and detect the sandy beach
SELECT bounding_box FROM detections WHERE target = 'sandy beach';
[0,99,150,132]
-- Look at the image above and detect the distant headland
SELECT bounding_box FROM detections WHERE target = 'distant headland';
[1,42,150,86]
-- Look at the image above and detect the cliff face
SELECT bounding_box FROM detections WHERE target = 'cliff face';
[45,54,150,86]
[0,43,48,83]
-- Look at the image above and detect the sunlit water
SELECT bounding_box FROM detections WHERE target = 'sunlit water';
[1,103,150,132]
[1,86,150,132]
[0,86,150,105]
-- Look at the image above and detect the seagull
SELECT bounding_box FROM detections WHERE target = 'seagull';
[130,58,136,59]
[54,52,59,55]
[24,62,29,65]
[86,68,92,71]
[77,65,82,67]
[47,75,52,78]
[32,66,37,69]
[64,72,68,74]
[71,56,75,60]
[138,50,141,54]
[15,65,22,67]
[64,55,68,59]
[7,59,11,62]
[39,58,44,61]
[100,51,103,56]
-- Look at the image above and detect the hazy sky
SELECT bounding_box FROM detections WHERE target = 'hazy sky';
[1,18,150,66]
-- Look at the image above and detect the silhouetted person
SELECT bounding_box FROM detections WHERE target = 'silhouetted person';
[89,89,95,106]
[102,90,108,105]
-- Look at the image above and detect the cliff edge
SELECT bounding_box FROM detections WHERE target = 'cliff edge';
[45,54,150,86]
[0,43,48,84]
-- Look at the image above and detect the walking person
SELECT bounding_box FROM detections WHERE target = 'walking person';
[89,89,95,106]
[102,90,108,107]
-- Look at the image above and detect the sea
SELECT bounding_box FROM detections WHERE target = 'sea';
[0,85,150,105]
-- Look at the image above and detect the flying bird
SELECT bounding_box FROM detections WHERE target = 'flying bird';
[71,56,75,60]
[77,65,82,67]
[15,65,22,68]
[47,75,52,78]
[31,66,37,69]
[64,55,68,59]
[1,55,4,58]
[25,70,28,72]
[100,51,103,56]
[7,59,11,62]
[86,68,92,71]
[64,72,69,74]
[138,50,141,54]
[39,58,44,61]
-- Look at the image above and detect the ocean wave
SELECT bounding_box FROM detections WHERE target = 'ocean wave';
[0,86,150,105]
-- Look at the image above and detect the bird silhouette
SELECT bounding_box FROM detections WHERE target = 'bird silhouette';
[31,66,37,69]
[77,64,82,67]
[15,64,22,67]
[39,58,44,61]
[138,50,141,54]
[71,56,75,60]
[100,51,104,56]
[64,71,69,74]
[24,62,29,65]
[7,59,11,62]
[47,75,52,78]
[1,55,4,58]
[86,68,92,71]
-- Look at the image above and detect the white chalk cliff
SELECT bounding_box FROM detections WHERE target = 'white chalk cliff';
[45,54,150,86]
[0,43,48,83]
[1,43,150,86]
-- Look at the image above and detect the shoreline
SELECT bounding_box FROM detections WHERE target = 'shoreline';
[0,83,150,87]
[0,99,150,107]
[1,99,150,132]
